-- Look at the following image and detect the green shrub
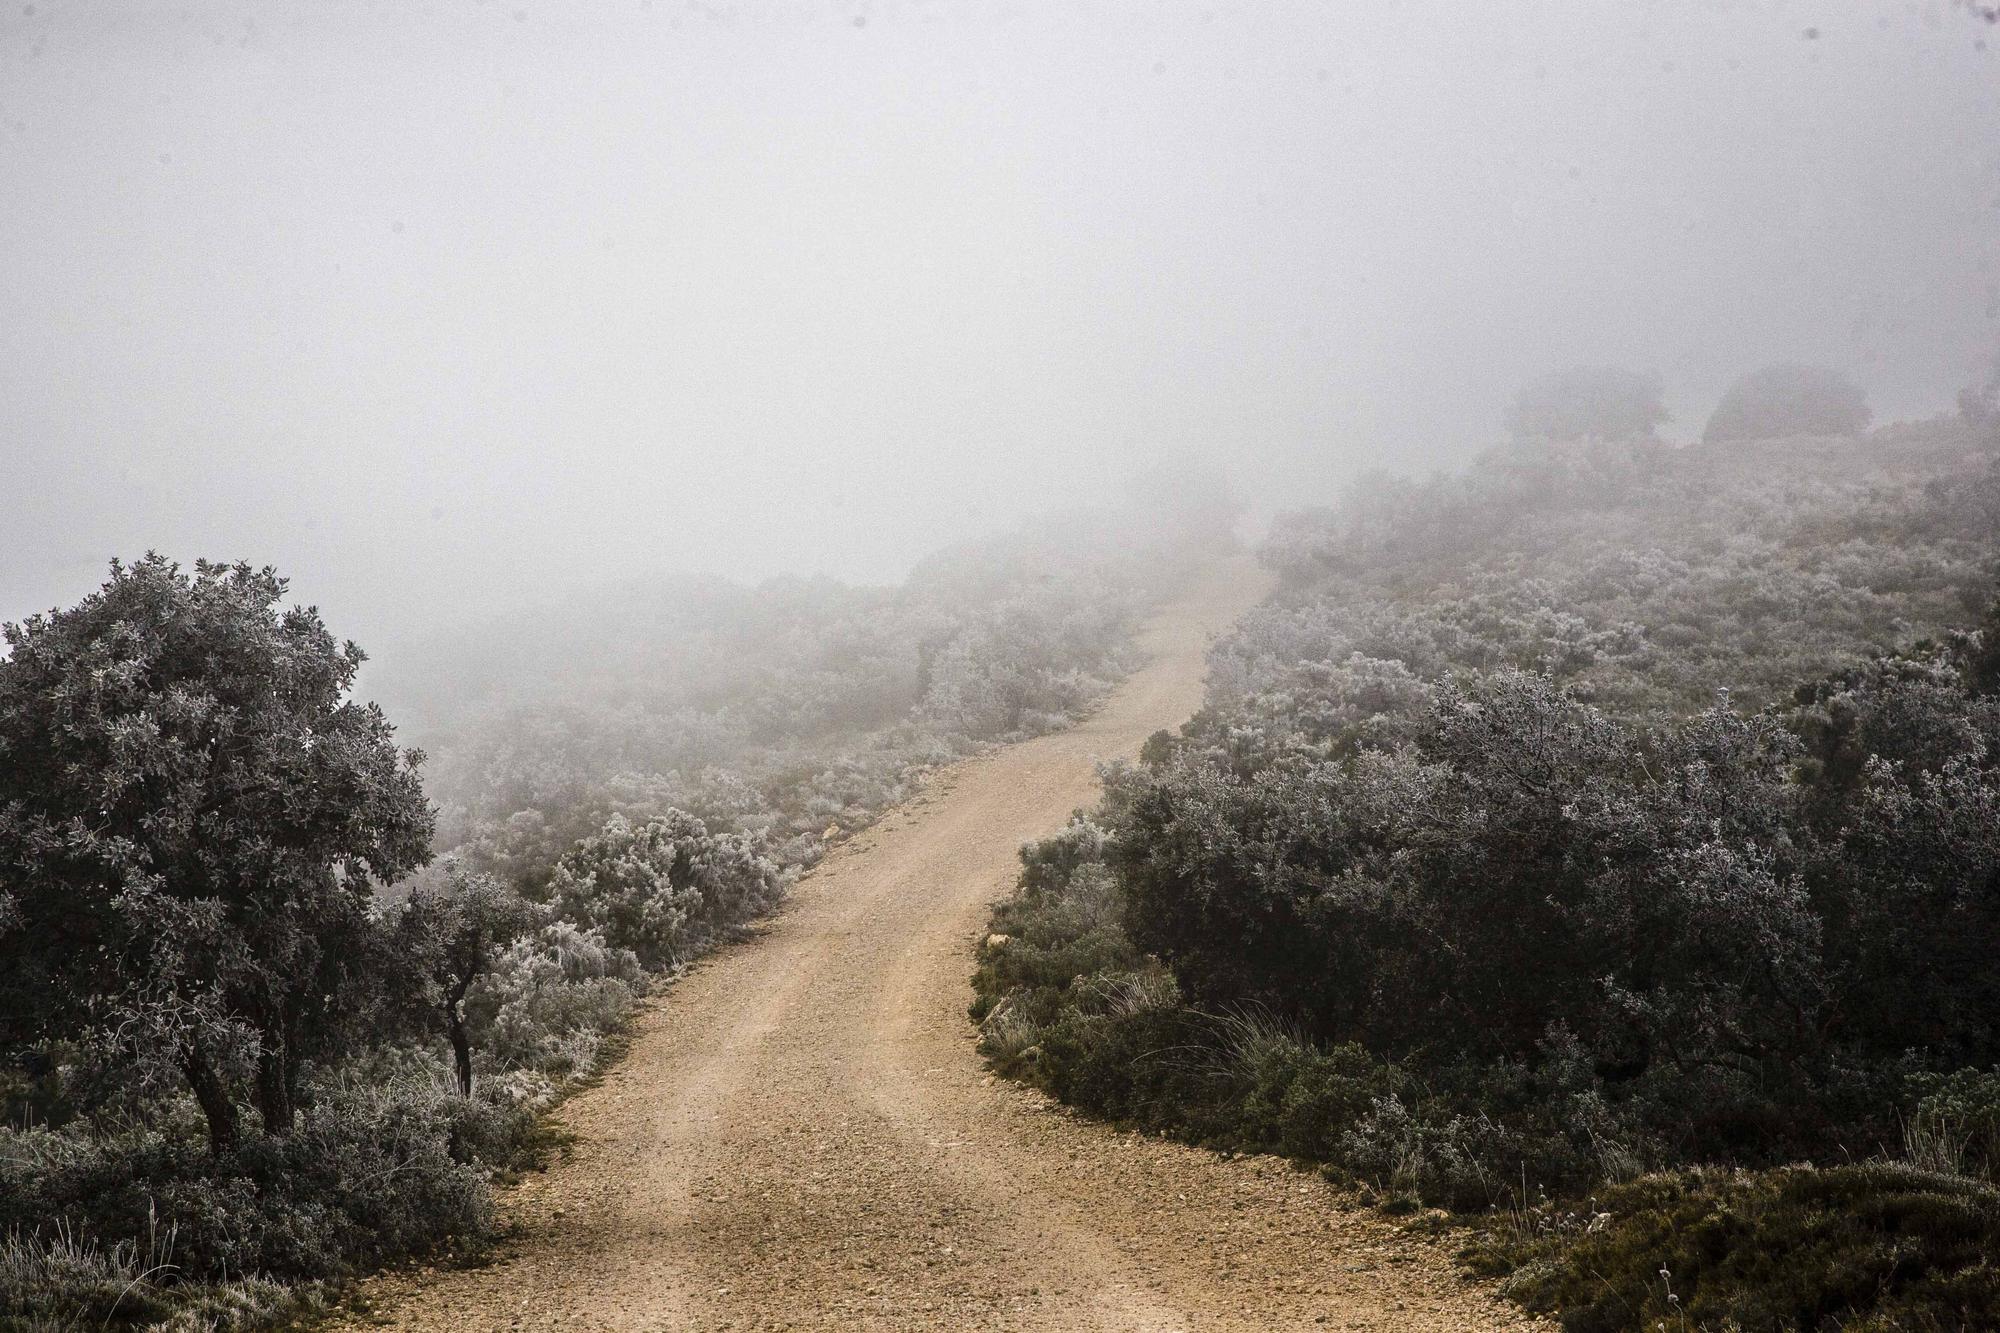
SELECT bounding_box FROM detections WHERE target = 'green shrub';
[0,1079,494,1287]
[1479,1165,2000,1333]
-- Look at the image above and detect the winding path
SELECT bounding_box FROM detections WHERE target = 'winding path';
[346,560,1539,1332]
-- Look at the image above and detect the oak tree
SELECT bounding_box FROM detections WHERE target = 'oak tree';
[0,556,433,1152]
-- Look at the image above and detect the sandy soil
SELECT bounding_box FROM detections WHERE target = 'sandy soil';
[341,559,1543,1332]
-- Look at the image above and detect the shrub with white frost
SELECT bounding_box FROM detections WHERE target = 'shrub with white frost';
[465,919,646,1081]
[544,811,784,970]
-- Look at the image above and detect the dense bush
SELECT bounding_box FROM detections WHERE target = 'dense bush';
[0,1227,313,1332]
[1108,653,1999,1184]
[463,920,647,1084]
[1473,1165,2000,1333]
[0,1077,506,1287]
[1119,678,1831,1121]
[543,811,785,969]
[0,557,435,1154]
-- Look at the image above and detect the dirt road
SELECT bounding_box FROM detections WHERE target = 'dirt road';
[348,560,1538,1332]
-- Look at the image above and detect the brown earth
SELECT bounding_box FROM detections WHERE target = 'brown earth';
[343,559,1543,1332]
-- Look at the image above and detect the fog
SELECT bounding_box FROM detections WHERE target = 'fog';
[3,0,1996,654]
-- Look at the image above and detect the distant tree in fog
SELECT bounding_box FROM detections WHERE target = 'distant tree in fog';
[1505,366,1669,443]
[0,556,433,1152]
[1959,356,2000,439]
[1704,363,1871,442]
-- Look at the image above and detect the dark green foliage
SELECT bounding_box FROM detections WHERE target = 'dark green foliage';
[1116,677,1832,1147]
[1479,1166,2000,1333]
[972,817,1408,1165]
[1123,623,1998,1186]
[979,805,1624,1204]
[0,556,435,1153]
[1238,1039,1391,1164]
[0,1080,506,1286]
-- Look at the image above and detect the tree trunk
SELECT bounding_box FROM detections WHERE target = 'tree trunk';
[447,1002,473,1097]
[255,1037,295,1136]
[182,1044,238,1157]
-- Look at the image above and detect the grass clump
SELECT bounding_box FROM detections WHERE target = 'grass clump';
[0,1224,323,1331]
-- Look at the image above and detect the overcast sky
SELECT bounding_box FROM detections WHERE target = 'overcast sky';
[3,0,1997,649]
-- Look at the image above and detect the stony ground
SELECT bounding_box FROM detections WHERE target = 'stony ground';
[340,560,1545,1332]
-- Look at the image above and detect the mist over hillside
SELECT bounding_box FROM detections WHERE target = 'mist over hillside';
[5,2,1997,650]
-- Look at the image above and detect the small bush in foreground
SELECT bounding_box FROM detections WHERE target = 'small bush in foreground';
[1472,1165,2000,1333]
[0,1078,500,1288]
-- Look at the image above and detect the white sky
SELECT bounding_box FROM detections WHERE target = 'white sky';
[3,0,1997,648]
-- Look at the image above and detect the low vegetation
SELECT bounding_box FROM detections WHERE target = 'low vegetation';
[1469,1165,2000,1333]
[974,390,2000,1331]
[0,485,1234,1329]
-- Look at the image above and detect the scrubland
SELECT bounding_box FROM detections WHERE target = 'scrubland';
[974,409,2000,1331]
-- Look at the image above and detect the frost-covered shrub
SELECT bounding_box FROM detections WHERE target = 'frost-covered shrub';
[192,1081,493,1277]
[1180,652,1432,772]
[544,811,784,969]
[0,1224,314,1330]
[1249,435,1998,722]
[1112,666,1887,1173]
[396,500,1204,892]
[1339,1096,1523,1209]
[919,584,1138,740]
[1908,1068,2000,1181]
[466,920,645,1080]
[0,1079,493,1287]
[0,499,1209,1328]
[971,816,1150,1040]
[1478,1165,2000,1333]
